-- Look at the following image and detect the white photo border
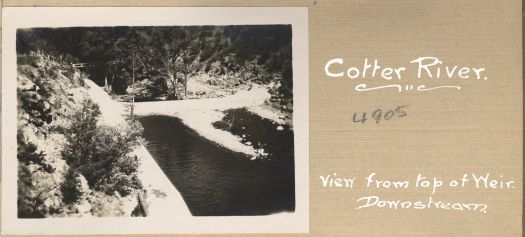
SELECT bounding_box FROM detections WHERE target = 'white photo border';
[2,7,309,235]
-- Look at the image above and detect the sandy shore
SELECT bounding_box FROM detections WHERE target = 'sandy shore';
[85,79,191,217]
[131,85,273,157]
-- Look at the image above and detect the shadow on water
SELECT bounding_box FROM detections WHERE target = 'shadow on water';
[137,108,295,216]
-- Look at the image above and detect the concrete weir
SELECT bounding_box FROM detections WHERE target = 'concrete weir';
[84,79,191,217]
[133,145,192,217]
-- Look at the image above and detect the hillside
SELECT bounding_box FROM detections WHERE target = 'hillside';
[17,53,142,218]
[16,25,293,115]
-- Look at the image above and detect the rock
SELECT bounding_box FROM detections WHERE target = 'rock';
[75,174,90,199]
[245,141,252,146]
[250,156,257,160]
[76,199,92,216]
[49,97,56,105]
[43,196,62,211]
[276,125,284,131]
[42,101,51,110]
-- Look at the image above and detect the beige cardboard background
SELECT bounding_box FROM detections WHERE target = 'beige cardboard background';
[2,0,523,236]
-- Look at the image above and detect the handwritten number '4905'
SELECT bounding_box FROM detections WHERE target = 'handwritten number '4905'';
[353,105,408,124]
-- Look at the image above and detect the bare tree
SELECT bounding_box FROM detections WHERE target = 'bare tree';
[174,49,199,99]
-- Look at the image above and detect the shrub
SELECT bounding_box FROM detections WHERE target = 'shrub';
[61,99,143,197]
[17,136,53,172]
[61,99,100,167]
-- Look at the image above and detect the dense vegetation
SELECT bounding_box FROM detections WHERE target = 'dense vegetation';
[17,55,143,217]
[60,99,143,199]
[16,25,293,104]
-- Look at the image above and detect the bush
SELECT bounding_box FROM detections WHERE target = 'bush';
[61,99,143,197]
[61,99,100,167]
[17,135,55,173]
[17,79,54,127]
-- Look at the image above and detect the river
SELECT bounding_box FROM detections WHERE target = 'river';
[137,108,295,216]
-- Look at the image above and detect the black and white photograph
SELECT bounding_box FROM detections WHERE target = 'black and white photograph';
[16,24,295,217]
[3,7,308,235]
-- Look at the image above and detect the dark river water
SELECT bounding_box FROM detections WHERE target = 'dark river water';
[138,109,295,216]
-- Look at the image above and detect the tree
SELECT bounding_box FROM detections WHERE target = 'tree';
[128,28,187,99]
[17,25,294,101]
[106,33,146,95]
[174,48,200,99]
[61,99,143,197]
